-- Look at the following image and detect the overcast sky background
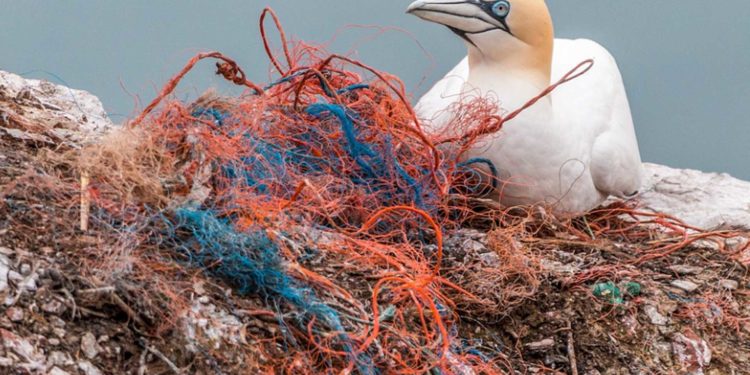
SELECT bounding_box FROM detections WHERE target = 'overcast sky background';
[2,1,749,179]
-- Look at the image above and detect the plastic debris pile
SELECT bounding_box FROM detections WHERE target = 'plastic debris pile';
[75,9,503,374]
[63,9,750,374]
[2,8,749,375]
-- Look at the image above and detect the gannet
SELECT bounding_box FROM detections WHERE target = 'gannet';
[407,0,643,214]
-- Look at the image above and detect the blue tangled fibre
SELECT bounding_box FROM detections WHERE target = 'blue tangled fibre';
[306,101,426,207]
[192,98,431,212]
[170,208,375,374]
[457,158,500,191]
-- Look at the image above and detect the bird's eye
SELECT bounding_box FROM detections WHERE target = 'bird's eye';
[492,0,510,17]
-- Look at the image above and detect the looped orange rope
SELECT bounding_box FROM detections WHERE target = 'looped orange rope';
[504,58,594,123]
[130,52,263,127]
[260,7,295,75]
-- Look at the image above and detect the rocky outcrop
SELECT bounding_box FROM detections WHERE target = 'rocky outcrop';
[0,70,112,145]
[639,163,750,230]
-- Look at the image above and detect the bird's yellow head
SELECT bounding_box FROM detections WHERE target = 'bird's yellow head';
[408,0,553,74]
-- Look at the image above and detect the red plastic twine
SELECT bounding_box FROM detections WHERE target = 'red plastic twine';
[438,58,595,146]
[358,205,444,277]
[260,7,295,75]
[130,52,264,127]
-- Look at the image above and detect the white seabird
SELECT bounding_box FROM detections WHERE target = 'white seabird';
[408,0,643,214]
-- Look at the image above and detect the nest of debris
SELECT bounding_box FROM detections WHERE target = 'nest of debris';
[1,8,749,375]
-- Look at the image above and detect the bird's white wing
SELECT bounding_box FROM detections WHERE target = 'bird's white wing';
[552,39,643,197]
[414,56,469,135]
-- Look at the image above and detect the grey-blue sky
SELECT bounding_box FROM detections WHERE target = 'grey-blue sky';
[2,1,748,178]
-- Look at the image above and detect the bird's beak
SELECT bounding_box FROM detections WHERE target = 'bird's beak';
[406,0,503,34]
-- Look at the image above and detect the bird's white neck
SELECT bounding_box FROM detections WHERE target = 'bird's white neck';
[466,35,553,92]
[466,50,553,112]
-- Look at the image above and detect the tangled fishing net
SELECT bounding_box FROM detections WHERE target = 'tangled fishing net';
[77,9,505,373]
[3,7,749,375]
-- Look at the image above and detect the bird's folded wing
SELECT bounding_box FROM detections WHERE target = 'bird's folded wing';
[553,38,643,197]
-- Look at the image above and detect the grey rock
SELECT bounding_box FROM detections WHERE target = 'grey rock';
[671,280,700,293]
[193,281,207,295]
[50,316,66,328]
[719,279,739,291]
[725,237,748,251]
[462,239,486,253]
[639,163,750,230]
[668,265,703,275]
[182,299,245,352]
[0,254,10,293]
[456,229,487,241]
[0,328,45,371]
[658,324,677,335]
[525,338,555,351]
[6,270,39,297]
[644,305,670,326]
[540,259,579,275]
[48,366,71,375]
[691,239,721,251]
[52,328,66,338]
[18,264,30,276]
[66,334,78,346]
[5,307,23,322]
[80,332,101,359]
[78,360,103,375]
[48,351,73,367]
[478,252,500,266]
[445,351,476,375]
[7,271,22,283]
[652,340,674,367]
[41,300,66,315]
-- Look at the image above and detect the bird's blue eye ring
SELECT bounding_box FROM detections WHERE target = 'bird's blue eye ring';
[492,0,511,17]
